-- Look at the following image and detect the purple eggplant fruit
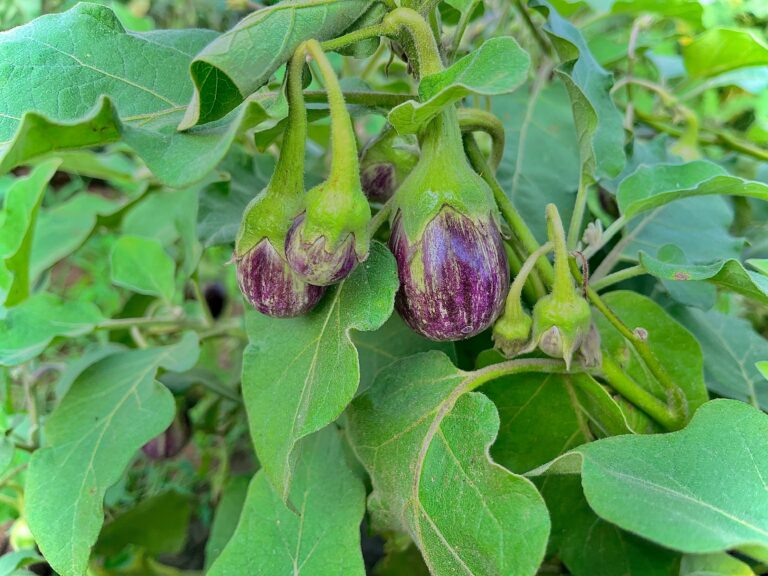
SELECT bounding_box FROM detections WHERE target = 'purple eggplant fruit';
[359,126,419,203]
[142,412,191,461]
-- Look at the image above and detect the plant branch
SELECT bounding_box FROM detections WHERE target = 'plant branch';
[320,23,389,54]
[457,108,506,173]
[304,89,413,108]
[467,357,588,392]
[567,171,591,250]
[514,0,552,56]
[590,265,645,292]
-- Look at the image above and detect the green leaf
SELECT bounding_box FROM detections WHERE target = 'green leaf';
[675,308,768,409]
[748,259,768,276]
[180,0,375,128]
[680,553,755,576]
[758,362,768,382]
[242,242,398,500]
[640,246,768,306]
[0,5,273,187]
[387,37,530,134]
[683,28,768,79]
[594,291,709,416]
[0,550,42,576]
[494,82,580,242]
[26,333,200,576]
[530,0,626,181]
[573,400,768,556]
[110,236,176,301]
[208,427,366,576]
[540,475,681,576]
[477,359,630,473]
[204,476,251,570]
[617,161,768,219]
[352,314,456,394]
[0,293,104,367]
[347,352,551,576]
[30,192,125,281]
[0,160,59,306]
[95,491,192,556]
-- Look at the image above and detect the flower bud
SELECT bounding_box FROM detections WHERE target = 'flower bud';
[359,128,419,202]
[391,207,508,341]
[531,293,592,369]
[237,239,325,317]
[492,307,533,358]
[142,412,191,461]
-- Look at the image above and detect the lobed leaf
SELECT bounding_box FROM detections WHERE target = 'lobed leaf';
[617,161,768,219]
[387,37,530,134]
[0,5,274,187]
[640,245,768,307]
[347,352,550,576]
[26,333,200,576]
[242,242,398,501]
[529,0,626,181]
[208,427,366,576]
[180,0,375,128]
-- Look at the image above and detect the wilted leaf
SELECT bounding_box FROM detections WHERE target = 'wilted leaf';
[242,242,398,500]
[347,352,551,576]
[208,427,366,576]
[26,334,200,576]
[388,37,530,133]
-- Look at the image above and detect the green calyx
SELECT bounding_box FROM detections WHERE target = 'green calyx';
[299,40,371,258]
[529,204,595,369]
[390,106,500,244]
[235,45,308,258]
[492,304,533,358]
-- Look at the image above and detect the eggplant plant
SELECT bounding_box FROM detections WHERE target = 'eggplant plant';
[0,1,768,575]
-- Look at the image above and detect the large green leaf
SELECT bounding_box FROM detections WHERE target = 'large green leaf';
[110,236,176,301]
[494,82,580,242]
[0,4,272,187]
[180,0,375,128]
[208,427,366,576]
[680,553,755,576]
[540,475,681,576]
[242,242,398,501]
[388,37,530,134]
[617,161,768,219]
[204,476,251,570]
[675,308,768,409]
[0,293,104,366]
[571,400,768,556]
[640,246,768,306]
[347,352,550,576]
[26,333,200,576]
[594,291,708,418]
[0,160,59,306]
[530,0,625,181]
[352,314,456,394]
[683,28,768,78]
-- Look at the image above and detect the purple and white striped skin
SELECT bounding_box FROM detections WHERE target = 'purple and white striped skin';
[285,213,359,286]
[390,207,509,341]
[361,163,396,203]
[236,239,325,318]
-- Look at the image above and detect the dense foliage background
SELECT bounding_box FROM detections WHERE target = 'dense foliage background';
[0,0,767,575]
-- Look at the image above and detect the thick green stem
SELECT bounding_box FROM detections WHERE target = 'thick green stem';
[320,23,389,54]
[305,40,359,191]
[601,354,682,430]
[268,45,308,196]
[546,204,573,299]
[467,357,582,392]
[463,134,555,287]
[304,90,413,108]
[457,108,506,172]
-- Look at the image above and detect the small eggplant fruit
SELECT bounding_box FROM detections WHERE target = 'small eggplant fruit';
[492,305,533,358]
[359,126,419,203]
[142,412,191,461]
[531,293,592,368]
[389,109,508,341]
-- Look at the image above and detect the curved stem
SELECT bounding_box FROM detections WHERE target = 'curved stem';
[467,357,583,392]
[457,107,506,172]
[505,242,542,303]
[505,242,552,315]
[463,134,555,287]
[320,23,389,54]
[383,7,445,76]
[305,40,359,190]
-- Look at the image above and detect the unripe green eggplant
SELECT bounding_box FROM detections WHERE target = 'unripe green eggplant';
[389,108,508,341]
